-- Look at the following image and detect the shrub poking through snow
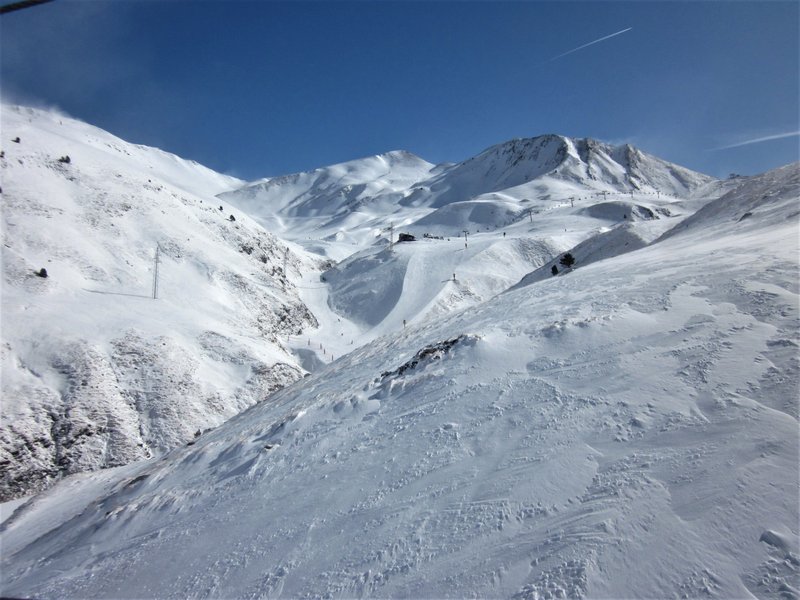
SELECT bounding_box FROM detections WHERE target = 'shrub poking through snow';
[551,265,559,276]
[559,252,576,269]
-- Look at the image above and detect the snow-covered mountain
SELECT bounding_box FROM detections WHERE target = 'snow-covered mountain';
[218,132,724,340]
[0,106,319,501]
[2,154,797,598]
[229,149,437,219]
[217,150,438,258]
[411,135,715,209]
[219,134,716,255]
[1,105,798,599]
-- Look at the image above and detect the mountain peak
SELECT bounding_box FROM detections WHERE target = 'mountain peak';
[378,149,424,161]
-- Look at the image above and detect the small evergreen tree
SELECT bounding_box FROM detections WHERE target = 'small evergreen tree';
[559,252,575,269]
[551,265,559,276]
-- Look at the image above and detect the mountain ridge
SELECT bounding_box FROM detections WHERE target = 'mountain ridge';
[219,133,716,252]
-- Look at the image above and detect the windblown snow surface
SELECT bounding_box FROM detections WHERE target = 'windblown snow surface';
[1,99,798,600]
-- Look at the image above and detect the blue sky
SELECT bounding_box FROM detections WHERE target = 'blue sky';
[2,1,798,180]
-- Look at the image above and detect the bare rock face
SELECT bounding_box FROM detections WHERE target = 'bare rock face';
[1,328,309,502]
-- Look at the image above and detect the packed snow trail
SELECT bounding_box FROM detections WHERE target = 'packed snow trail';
[2,164,797,599]
[284,264,364,369]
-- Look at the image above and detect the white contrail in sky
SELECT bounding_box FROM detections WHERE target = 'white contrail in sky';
[711,131,800,150]
[550,27,633,61]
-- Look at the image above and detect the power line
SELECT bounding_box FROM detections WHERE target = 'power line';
[0,0,56,15]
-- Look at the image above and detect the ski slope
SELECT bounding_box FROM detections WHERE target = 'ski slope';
[217,130,726,360]
[1,154,798,598]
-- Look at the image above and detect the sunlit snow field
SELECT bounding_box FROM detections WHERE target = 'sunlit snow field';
[1,105,798,599]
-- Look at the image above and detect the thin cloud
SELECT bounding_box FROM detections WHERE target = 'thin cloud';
[550,27,633,61]
[711,131,800,150]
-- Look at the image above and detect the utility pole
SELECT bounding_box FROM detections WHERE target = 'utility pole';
[282,247,289,291]
[152,245,160,300]
[528,209,533,223]
[462,230,469,248]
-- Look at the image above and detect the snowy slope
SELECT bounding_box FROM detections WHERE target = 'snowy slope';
[226,150,436,219]
[416,135,714,209]
[323,235,560,333]
[217,150,438,259]
[219,133,720,345]
[318,173,712,341]
[219,134,716,262]
[0,105,319,501]
[658,162,800,240]
[1,163,797,599]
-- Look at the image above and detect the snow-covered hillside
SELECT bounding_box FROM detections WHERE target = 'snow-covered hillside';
[1,159,797,599]
[414,135,715,209]
[218,150,438,258]
[220,134,716,256]
[0,105,319,501]
[229,149,437,219]
[1,104,797,598]
[221,132,724,343]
